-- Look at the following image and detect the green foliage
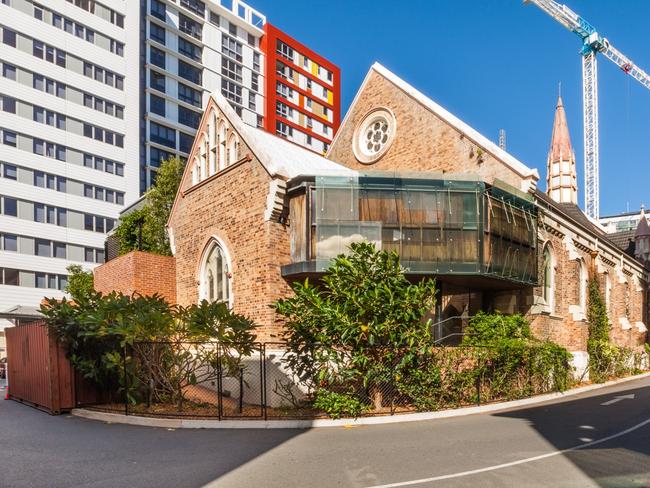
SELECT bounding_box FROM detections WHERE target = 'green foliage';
[112,157,184,256]
[40,292,257,406]
[312,390,369,419]
[275,243,572,418]
[275,242,437,402]
[462,312,531,345]
[64,264,94,302]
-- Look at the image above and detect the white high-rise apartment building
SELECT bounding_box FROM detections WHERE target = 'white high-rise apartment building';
[0,0,132,318]
[0,0,266,320]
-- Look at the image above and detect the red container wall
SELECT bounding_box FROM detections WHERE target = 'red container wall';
[5,321,74,414]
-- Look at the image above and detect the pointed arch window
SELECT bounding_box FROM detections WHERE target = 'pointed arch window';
[542,245,555,313]
[578,259,588,313]
[201,241,230,305]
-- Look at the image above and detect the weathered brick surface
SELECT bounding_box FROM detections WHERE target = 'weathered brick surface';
[169,144,291,342]
[328,70,535,191]
[93,251,176,304]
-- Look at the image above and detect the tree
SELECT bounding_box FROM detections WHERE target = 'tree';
[275,242,437,409]
[65,264,94,302]
[112,157,185,256]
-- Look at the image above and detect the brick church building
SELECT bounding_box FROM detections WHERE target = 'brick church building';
[100,63,649,367]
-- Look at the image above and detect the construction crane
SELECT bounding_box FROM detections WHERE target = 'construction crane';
[525,0,650,219]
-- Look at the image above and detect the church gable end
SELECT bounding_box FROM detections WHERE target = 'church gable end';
[328,65,538,193]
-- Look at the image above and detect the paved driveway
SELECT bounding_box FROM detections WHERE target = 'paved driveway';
[1,376,649,488]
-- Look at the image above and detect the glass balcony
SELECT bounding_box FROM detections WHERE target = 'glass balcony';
[283,172,538,287]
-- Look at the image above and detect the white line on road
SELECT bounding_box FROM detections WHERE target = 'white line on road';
[366,418,650,488]
[601,394,635,406]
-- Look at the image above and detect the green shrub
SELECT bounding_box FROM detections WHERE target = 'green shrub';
[462,312,531,345]
[312,390,369,419]
[275,242,437,410]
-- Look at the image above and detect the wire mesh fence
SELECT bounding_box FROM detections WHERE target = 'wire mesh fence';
[74,339,580,420]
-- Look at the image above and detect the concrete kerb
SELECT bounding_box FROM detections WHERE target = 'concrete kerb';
[71,371,650,429]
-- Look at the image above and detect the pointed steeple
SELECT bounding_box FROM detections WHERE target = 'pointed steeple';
[546,94,578,204]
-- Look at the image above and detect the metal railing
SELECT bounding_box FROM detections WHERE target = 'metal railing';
[74,337,576,420]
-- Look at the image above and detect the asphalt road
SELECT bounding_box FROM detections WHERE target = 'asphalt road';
[1,376,649,488]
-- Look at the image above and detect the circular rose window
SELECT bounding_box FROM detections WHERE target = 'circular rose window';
[352,108,396,164]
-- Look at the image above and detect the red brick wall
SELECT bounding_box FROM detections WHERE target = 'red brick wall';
[169,154,292,342]
[93,251,176,304]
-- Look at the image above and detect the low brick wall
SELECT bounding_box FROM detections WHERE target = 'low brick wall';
[94,251,177,304]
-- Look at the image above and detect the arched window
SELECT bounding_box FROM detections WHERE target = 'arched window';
[191,157,200,185]
[218,123,227,171]
[201,241,230,305]
[542,245,555,312]
[604,272,612,312]
[578,259,588,313]
[227,134,239,166]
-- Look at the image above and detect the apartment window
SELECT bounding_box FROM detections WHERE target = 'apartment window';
[221,79,242,105]
[248,92,255,110]
[84,214,94,231]
[150,147,174,168]
[179,13,202,40]
[179,132,194,153]
[178,60,202,84]
[276,121,292,138]
[33,40,44,58]
[180,0,205,17]
[247,33,256,48]
[178,106,200,129]
[3,164,17,180]
[253,52,261,72]
[57,177,66,193]
[150,46,166,69]
[3,197,17,216]
[150,71,165,92]
[1,96,16,113]
[2,63,16,80]
[178,83,201,107]
[150,22,165,45]
[2,27,16,47]
[34,171,45,187]
[306,135,312,146]
[151,0,166,21]
[150,121,176,148]
[276,82,292,100]
[257,115,263,129]
[84,184,93,198]
[95,187,104,201]
[111,40,124,56]
[276,40,293,61]
[178,37,202,61]
[34,5,43,20]
[222,35,242,62]
[36,239,51,257]
[221,58,242,83]
[3,131,16,147]
[3,234,17,252]
[209,11,220,26]
[229,22,237,36]
[306,117,313,129]
[276,101,288,118]
[323,107,330,118]
[327,71,333,82]
[3,268,19,286]
[84,247,94,262]
[150,94,166,116]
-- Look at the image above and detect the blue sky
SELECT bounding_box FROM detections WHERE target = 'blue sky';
[253,0,650,217]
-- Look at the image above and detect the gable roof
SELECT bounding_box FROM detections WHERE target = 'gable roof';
[330,63,539,183]
[214,92,352,179]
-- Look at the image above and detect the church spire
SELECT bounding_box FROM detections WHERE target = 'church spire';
[547,94,578,204]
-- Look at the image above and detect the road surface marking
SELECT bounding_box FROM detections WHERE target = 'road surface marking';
[366,418,650,488]
[601,394,635,406]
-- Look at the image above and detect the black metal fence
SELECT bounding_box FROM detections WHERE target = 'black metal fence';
[74,339,576,420]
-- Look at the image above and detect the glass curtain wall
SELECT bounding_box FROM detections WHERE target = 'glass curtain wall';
[311,173,537,285]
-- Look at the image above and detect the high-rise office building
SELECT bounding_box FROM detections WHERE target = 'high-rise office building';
[0,0,340,321]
